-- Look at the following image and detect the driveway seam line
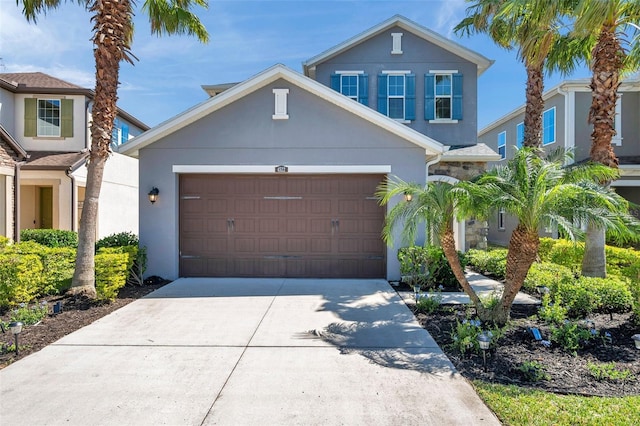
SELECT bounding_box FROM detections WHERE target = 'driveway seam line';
[199,279,287,426]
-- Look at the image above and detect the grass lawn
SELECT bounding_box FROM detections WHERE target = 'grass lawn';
[473,381,640,426]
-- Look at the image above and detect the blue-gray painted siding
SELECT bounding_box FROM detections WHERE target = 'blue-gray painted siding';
[314,26,479,146]
[139,79,427,280]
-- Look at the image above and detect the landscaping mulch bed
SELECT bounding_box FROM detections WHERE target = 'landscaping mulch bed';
[0,281,169,369]
[412,301,640,397]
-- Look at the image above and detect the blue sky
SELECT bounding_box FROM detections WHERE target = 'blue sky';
[0,0,592,130]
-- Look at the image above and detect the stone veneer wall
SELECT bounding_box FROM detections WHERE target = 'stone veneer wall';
[430,161,489,250]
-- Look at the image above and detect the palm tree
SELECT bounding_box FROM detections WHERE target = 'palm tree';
[379,148,637,325]
[18,0,209,297]
[455,0,574,149]
[377,179,486,313]
[571,0,640,277]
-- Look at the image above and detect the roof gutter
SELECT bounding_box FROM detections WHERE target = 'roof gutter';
[426,153,442,177]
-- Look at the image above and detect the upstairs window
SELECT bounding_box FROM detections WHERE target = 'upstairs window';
[330,72,368,105]
[377,71,415,121]
[516,122,524,148]
[111,118,130,147]
[24,98,73,138]
[38,99,60,137]
[425,72,462,121]
[543,107,555,145]
[498,131,506,160]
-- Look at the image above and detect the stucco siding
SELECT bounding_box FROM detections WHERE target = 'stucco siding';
[139,80,428,281]
[313,26,479,146]
[0,88,16,134]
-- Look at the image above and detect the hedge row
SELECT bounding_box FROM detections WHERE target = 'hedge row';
[465,249,507,280]
[0,241,136,307]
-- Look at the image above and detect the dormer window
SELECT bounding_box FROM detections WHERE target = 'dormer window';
[391,33,403,54]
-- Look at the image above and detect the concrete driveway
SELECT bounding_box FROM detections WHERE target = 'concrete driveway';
[0,278,499,425]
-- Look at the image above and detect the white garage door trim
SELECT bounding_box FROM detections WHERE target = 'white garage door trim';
[172,165,392,174]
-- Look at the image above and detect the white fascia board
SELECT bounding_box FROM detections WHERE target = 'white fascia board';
[611,179,640,187]
[119,64,444,158]
[619,165,640,176]
[302,15,493,77]
[172,165,392,174]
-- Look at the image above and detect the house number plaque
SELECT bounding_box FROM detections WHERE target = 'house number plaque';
[275,165,288,173]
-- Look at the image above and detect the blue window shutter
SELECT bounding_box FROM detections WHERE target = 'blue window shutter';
[358,74,368,106]
[377,74,388,115]
[405,74,416,120]
[330,74,340,92]
[121,124,129,143]
[424,74,435,120]
[452,73,463,120]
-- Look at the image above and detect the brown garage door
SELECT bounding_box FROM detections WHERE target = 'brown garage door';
[179,174,386,278]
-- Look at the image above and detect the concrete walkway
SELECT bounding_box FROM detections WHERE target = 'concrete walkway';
[0,278,500,425]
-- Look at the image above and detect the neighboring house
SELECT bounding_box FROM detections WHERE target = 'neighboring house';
[478,78,640,246]
[0,72,148,241]
[119,15,500,281]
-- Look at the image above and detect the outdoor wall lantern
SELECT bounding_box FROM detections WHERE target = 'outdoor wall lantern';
[404,192,413,202]
[8,322,23,355]
[477,332,491,372]
[148,187,159,204]
[632,334,640,350]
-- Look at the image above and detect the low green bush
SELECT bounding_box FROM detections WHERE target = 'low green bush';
[0,236,10,248]
[415,293,442,314]
[20,229,78,248]
[0,254,43,307]
[537,293,568,325]
[96,231,139,249]
[517,361,550,382]
[605,245,640,283]
[545,240,584,273]
[98,245,146,286]
[466,248,507,279]
[523,262,574,293]
[537,237,557,261]
[398,246,430,288]
[549,321,597,355]
[9,303,48,325]
[587,362,634,382]
[553,276,633,318]
[424,246,466,290]
[95,252,129,301]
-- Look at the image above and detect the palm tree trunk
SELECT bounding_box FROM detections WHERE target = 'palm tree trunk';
[440,227,487,318]
[523,61,545,149]
[582,24,622,278]
[69,0,129,297]
[491,224,539,326]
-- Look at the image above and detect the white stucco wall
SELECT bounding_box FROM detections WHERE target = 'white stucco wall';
[73,152,139,238]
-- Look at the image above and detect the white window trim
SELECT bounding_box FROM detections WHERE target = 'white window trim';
[37,98,62,137]
[387,73,406,121]
[339,74,359,101]
[431,72,455,121]
[612,94,623,146]
[497,131,507,160]
[391,32,403,54]
[272,88,289,120]
[428,119,458,124]
[428,69,458,74]
[335,70,364,75]
[382,70,411,75]
[542,106,556,146]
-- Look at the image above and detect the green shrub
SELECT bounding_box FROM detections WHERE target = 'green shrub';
[415,293,442,314]
[546,240,584,273]
[523,262,574,293]
[94,252,129,301]
[605,245,640,283]
[0,254,43,307]
[587,362,633,382]
[537,237,557,261]
[7,242,75,296]
[449,319,483,355]
[549,321,597,355]
[20,229,78,248]
[424,246,466,290]
[466,248,507,279]
[517,361,550,382]
[96,232,139,249]
[398,246,430,288]
[10,303,48,325]
[538,293,568,325]
[0,236,10,248]
[552,276,633,318]
[97,245,147,286]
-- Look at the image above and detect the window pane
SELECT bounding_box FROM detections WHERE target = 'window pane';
[435,75,451,96]
[388,75,404,96]
[498,145,506,159]
[341,75,358,98]
[516,123,524,148]
[37,99,61,137]
[388,98,404,119]
[435,98,451,119]
[543,109,555,145]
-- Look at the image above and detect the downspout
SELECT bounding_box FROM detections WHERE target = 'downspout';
[425,153,442,178]
[14,161,26,242]
[66,169,77,232]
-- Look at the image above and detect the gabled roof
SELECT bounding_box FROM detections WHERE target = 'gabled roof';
[118,64,445,158]
[302,15,494,78]
[441,143,501,162]
[0,72,149,131]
